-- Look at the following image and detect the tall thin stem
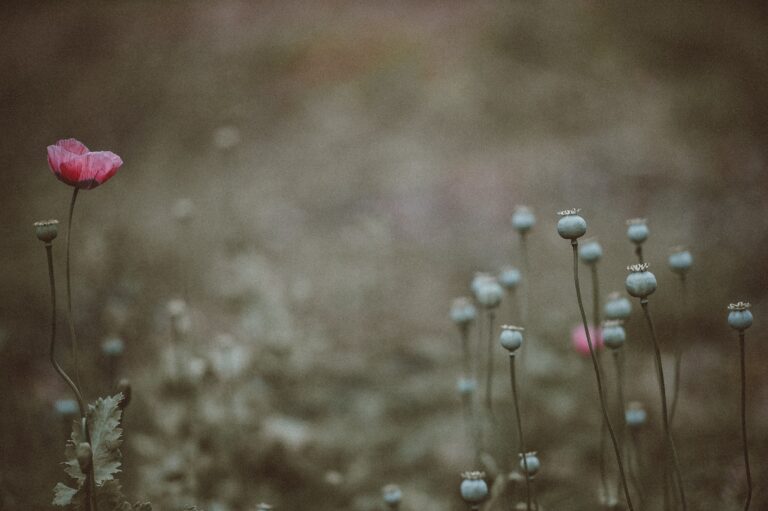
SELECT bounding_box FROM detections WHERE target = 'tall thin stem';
[590,264,609,502]
[485,311,496,415]
[65,187,81,389]
[640,300,687,511]
[635,245,644,264]
[509,356,531,511]
[613,350,629,499]
[670,275,686,424]
[571,242,634,511]
[628,429,646,510]
[45,244,86,418]
[739,332,752,511]
[45,242,94,511]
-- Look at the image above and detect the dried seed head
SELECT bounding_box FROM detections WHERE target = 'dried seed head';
[578,238,603,264]
[556,209,587,239]
[728,302,753,331]
[499,325,524,353]
[498,266,522,289]
[519,452,541,477]
[34,219,59,243]
[625,401,648,428]
[382,484,402,506]
[668,247,693,275]
[460,471,488,504]
[451,297,477,326]
[728,302,751,311]
[626,219,649,244]
[604,292,632,320]
[625,264,657,298]
[511,206,536,234]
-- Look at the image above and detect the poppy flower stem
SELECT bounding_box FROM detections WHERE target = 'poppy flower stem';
[519,233,530,326]
[44,240,95,511]
[65,187,82,390]
[570,241,634,511]
[639,300,687,511]
[589,263,609,503]
[739,331,752,511]
[613,350,628,498]
[508,355,531,511]
[44,243,86,418]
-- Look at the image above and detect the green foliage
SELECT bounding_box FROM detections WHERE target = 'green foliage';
[53,394,143,510]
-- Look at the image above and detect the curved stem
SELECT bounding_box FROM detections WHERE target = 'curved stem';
[670,275,686,424]
[45,244,86,418]
[571,242,634,511]
[739,332,752,511]
[65,187,81,389]
[509,356,531,511]
[45,243,94,511]
[640,300,687,511]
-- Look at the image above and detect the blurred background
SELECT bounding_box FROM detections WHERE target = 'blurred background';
[1,1,767,510]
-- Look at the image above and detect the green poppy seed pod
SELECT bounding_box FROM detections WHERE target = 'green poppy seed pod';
[117,378,132,410]
[602,320,626,349]
[382,484,402,507]
[457,377,477,397]
[53,399,79,417]
[625,263,657,298]
[604,292,632,320]
[460,471,488,504]
[451,297,477,326]
[556,209,587,240]
[578,239,603,264]
[626,218,649,245]
[76,442,92,474]
[511,206,536,234]
[625,401,647,429]
[101,336,125,357]
[476,280,503,309]
[668,247,693,275]
[498,266,521,290]
[519,452,540,477]
[728,302,753,331]
[499,325,524,353]
[34,219,59,243]
[470,272,493,295]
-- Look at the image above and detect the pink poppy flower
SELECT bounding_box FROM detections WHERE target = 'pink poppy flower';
[47,138,123,189]
[571,324,603,356]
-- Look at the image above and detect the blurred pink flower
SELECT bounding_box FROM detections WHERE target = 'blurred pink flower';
[47,138,123,189]
[571,324,603,356]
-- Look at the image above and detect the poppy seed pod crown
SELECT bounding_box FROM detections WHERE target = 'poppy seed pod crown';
[34,219,59,243]
[557,209,587,240]
[728,302,753,331]
[625,263,657,298]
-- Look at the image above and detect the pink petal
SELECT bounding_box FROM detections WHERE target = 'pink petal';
[60,151,123,189]
[55,138,90,155]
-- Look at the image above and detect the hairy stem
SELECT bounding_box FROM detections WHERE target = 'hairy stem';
[739,332,752,511]
[640,300,687,511]
[571,242,634,510]
[509,356,531,511]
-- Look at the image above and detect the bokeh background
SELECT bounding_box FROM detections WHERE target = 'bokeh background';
[1,1,767,510]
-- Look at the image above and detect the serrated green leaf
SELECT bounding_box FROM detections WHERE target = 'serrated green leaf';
[56,394,127,508]
[53,482,82,507]
[88,394,124,484]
